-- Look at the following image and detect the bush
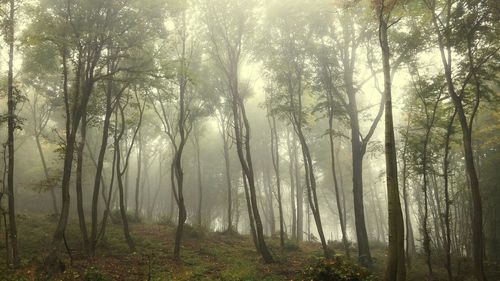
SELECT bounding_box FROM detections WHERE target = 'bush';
[302,257,376,281]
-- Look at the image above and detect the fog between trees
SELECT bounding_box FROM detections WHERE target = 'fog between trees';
[0,0,498,280]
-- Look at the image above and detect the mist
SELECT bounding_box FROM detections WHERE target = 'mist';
[0,0,498,280]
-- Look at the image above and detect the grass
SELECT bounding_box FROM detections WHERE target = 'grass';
[0,214,499,280]
[0,214,325,280]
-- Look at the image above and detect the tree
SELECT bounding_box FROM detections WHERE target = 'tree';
[202,0,274,263]
[376,1,406,279]
[315,2,385,265]
[151,3,204,259]
[3,0,20,267]
[114,92,146,252]
[261,0,333,258]
[265,99,285,248]
[422,0,498,278]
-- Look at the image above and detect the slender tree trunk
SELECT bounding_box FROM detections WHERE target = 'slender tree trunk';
[97,131,117,242]
[90,68,116,254]
[116,144,135,252]
[401,123,416,269]
[53,46,95,246]
[222,125,233,232]
[76,113,90,255]
[195,129,203,228]
[288,73,331,257]
[379,9,406,280]
[286,129,297,240]
[328,111,349,256]
[230,64,273,263]
[115,104,136,252]
[293,133,303,241]
[52,48,74,246]
[6,0,19,265]
[269,115,285,248]
[263,169,275,235]
[340,17,374,265]
[135,130,142,220]
[443,110,457,281]
[124,136,129,211]
[35,134,58,214]
[242,172,259,251]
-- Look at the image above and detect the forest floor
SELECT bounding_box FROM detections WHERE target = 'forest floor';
[0,214,499,281]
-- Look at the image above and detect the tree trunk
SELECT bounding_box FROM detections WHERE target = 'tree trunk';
[328,109,349,256]
[6,0,19,265]
[35,134,58,214]
[90,67,115,254]
[53,46,95,247]
[97,130,117,242]
[350,114,371,266]
[195,129,203,228]
[115,104,136,252]
[230,63,273,262]
[222,124,233,232]
[401,119,416,269]
[286,129,297,240]
[379,10,406,281]
[443,110,457,281]
[116,145,135,252]
[52,48,74,246]
[263,168,275,235]
[293,133,303,241]
[135,130,142,220]
[76,113,90,255]
[288,73,331,257]
[269,115,285,248]
[242,172,259,251]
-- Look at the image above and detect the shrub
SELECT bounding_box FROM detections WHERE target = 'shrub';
[302,256,377,281]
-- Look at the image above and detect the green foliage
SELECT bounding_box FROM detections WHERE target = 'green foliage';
[302,257,377,281]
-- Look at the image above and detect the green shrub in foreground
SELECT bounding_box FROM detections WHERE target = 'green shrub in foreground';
[302,256,377,281]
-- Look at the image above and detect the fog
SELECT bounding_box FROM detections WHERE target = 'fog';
[0,0,498,280]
